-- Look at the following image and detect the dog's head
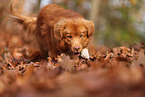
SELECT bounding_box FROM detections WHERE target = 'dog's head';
[54,18,94,55]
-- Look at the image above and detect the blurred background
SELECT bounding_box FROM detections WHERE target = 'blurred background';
[0,0,145,48]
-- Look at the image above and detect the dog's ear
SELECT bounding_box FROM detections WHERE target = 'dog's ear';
[84,20,95,38]
[54,20,66,40]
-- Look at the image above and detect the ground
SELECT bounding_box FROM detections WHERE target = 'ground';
[0,27,145,97]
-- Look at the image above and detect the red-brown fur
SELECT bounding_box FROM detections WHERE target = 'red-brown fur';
[11,4,94,59]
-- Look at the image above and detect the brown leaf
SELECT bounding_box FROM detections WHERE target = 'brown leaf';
[131,49,145,66]
[58,54,78,72]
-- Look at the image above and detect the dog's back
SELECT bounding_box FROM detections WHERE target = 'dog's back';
[37,4,83,26]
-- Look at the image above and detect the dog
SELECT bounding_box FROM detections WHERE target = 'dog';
[10,4,94,59]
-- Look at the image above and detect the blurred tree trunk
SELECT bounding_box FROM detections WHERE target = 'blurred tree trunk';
[23,0,41,15]
[88,0,101,46]
[33,0,41,13]
[89,0,101,25]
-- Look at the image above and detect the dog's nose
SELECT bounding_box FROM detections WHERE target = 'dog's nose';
[74,46,80,51]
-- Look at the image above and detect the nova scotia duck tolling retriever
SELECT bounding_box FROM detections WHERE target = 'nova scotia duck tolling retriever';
[10,4,95,60]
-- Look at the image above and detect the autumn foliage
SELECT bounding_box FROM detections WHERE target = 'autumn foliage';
[0,27,145,97]
[0,0,145,96]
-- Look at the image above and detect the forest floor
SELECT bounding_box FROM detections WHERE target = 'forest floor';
[0,27,145,97]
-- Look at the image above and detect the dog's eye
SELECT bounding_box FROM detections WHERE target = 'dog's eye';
[80,35,83,38]
[67,35,72,38]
